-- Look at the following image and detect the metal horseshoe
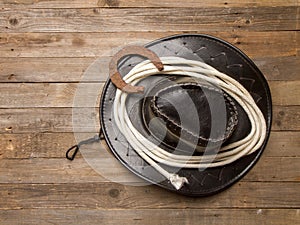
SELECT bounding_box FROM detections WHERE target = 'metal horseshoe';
[109,46,164,93]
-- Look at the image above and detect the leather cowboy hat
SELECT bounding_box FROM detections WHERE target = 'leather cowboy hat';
[100,34,272,196]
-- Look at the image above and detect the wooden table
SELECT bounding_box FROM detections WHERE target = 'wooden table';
[0,1,299,224]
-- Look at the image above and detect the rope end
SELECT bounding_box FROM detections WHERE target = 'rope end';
[169,174,189,190]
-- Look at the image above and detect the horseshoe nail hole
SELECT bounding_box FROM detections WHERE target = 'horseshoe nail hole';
[11,49,14,51]
[224,2,228,5]
[108,118,112,121]
[236,41,241,45]
[245,19,251,24]
[114,137,118,141]
[9,140,12,142]
[183,42,187,45]
[128,64,132,67]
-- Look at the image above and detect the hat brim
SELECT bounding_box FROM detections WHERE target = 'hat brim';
[100,34,272,196]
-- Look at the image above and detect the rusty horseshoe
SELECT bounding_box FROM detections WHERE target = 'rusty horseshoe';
[109,46,164,94]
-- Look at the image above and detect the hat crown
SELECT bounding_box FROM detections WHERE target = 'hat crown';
[143,76,238,153]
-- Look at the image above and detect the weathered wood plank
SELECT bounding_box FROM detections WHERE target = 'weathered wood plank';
[0,158,104,184]
[0,81,298,108]
[0,157,144,184]
[266,131,300,157]
[0,57,98,82]
[0,0,297,8]
[0,7,297,33]
[0,106,299,134]
[269,81,300,105]
[0,83,104,108]
[0,209,298,225]
[1,56,298,83]
[0,182,299,209]
[0,32,159,57]
[272,106,300,131]
[0,31,296,58]
[255,56,300,81]
[1,131,299,159]
[0,156,298,184]
[0,0,298,222]
[0,107,98,133]
[245,156,300,182]
[0,133,80,159]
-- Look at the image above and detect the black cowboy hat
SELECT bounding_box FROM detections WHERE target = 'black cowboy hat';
[99,34,272,196]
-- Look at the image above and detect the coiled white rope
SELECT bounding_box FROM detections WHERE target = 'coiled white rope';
[113,56,266,190]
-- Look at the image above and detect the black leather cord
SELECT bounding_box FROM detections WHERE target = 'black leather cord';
[66,127,104,160]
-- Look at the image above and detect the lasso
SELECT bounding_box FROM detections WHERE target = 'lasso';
[113,57,266,190]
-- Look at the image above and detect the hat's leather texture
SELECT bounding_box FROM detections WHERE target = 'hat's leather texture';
[100,34,272,196]
[142,76,238,153]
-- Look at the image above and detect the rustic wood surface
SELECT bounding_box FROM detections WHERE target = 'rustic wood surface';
[0,0,299,224]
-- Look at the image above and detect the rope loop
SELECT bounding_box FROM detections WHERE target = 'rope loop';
[113,56,266,190]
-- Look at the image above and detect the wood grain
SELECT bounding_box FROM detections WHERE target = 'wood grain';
[0,182,299,209]
[0,106,299,134]
[0,81,298,108]
[256,56,300,81]
[1,56,299,83]
[0,209,298,225]
[1,131,299,159]
[0,0,299,223]
[1,0,297,8]
[0,83,103,108]
[270,81,300,105]
[0,157,143,184]
[0,108,98,133]
[0,31,297,58]
[272,106,300,131]
[0,156,298,184]
[1,7,297,33]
